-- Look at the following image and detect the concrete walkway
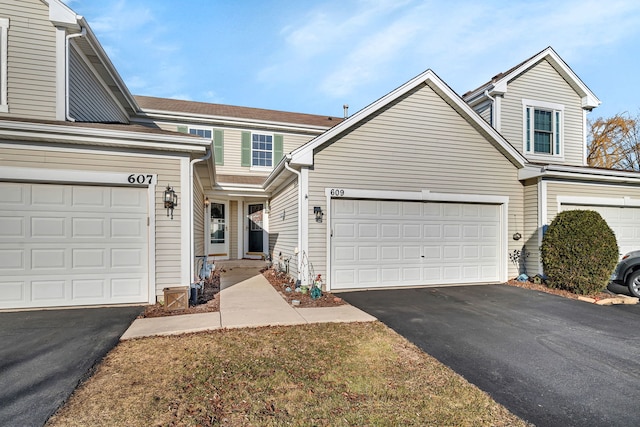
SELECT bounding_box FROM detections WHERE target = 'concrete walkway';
[121,264,375,340]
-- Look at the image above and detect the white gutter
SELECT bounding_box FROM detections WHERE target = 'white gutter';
[189,147,212,282]
[284,154,303,282]
[132,114,333,135]
[65,26,86,122]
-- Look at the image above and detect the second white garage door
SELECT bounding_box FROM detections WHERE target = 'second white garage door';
[0,183,149,309]
[560,204,640,257]
[331,199,502,290]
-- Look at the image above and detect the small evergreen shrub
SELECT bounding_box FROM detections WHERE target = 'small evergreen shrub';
[540,210,618,295]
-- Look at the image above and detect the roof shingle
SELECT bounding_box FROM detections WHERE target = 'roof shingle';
[135,95,343,128]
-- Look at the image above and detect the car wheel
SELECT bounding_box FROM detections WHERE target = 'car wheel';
[626,270,640,298]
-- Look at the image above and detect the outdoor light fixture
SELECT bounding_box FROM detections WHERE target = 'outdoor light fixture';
[314,206,323,223]
[204,196,210,208]
[164,184,178,219]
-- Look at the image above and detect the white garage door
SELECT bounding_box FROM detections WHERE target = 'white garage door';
[0,183,149,309]
[331,199,502,290]
[560,204,640,257]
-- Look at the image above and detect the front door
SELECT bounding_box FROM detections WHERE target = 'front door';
[248,203,264,253]
[209,201,228,257]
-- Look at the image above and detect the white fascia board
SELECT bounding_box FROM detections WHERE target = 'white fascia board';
[495,47,600,109]
[519,164,640,183]
[45,0,81,29]
[262,157,289,190]
[0,120,209,152]
[133,112,332,135]
[77,17,139,114]
[558,195,640,208]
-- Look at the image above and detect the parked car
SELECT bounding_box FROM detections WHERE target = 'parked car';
[611,250,640,297]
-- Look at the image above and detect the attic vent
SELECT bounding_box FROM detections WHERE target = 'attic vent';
[343,104,349,119]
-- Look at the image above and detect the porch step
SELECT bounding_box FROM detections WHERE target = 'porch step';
[216,259,268,269]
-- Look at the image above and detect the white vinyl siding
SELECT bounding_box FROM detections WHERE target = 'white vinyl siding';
[229,201,238,260]
[193,178,205,259]
[522,180,540,276]
[0,0,57,120]
[151,123,316,179]
[0,17,8,112]
[501,60,584,166]
[68,46,128,123]
[0,143,186,297]
[307,83,524,285]
[475,101,492,125]
[268,178,299,278]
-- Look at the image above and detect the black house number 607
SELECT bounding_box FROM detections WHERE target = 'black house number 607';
[127,174,153,185]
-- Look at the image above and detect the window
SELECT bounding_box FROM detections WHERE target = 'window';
[0,17,9,113]
[523,100,563,157]
[189,128,212,139]
[189,127,224,165]
[252,133,273,167]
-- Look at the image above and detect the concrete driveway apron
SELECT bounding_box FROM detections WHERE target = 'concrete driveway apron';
[340,284,640,427]
[0,306,142,426]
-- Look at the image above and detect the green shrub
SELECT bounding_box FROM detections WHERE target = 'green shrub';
[540,210,618,295]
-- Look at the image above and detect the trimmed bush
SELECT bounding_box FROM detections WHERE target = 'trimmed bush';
[540,210,618,295]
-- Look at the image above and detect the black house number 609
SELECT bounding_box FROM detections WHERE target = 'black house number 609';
[330,189,345,197]
[127,174,153,185]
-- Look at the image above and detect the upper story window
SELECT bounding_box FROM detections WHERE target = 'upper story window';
[187,126,223,165]
[0,17,9,113]
[523,99,563,158]
[189,128,212,139]
[252,133,273,168]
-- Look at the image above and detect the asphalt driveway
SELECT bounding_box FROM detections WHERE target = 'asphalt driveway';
[340,285,640,427]
[0,306,142,426]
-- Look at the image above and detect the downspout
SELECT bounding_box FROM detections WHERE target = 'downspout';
[65,27,86,122]
[284,154,303,282]
[190,148,212,282]
[484,89,495,128]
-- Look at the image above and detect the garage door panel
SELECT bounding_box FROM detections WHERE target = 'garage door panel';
[381,246,400,260]
[32,249,65,269]
[73,249,106,268]
[72,279,106,299]
[73,217,106,237]
[32,185,66,206]
[0,183,149,309]
[73,187,107,207]
[331,198,501,289]
[1,217,24,237]
[561,204,640,256]
[381,223,399,237]
[358,223,378,238]
[32,217,65,237]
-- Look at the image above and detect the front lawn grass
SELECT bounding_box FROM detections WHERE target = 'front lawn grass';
[47,322,528,426]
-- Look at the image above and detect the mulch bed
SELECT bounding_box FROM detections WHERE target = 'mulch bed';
[262,268,346,308]
[503,277,614,301]
[140,271,220,318]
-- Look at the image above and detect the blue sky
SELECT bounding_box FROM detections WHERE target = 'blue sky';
[65,0,640,120]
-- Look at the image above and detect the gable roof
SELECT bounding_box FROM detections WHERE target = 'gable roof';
[135,96,343,130]
[463,46,600,110]
[286,69,527,168]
